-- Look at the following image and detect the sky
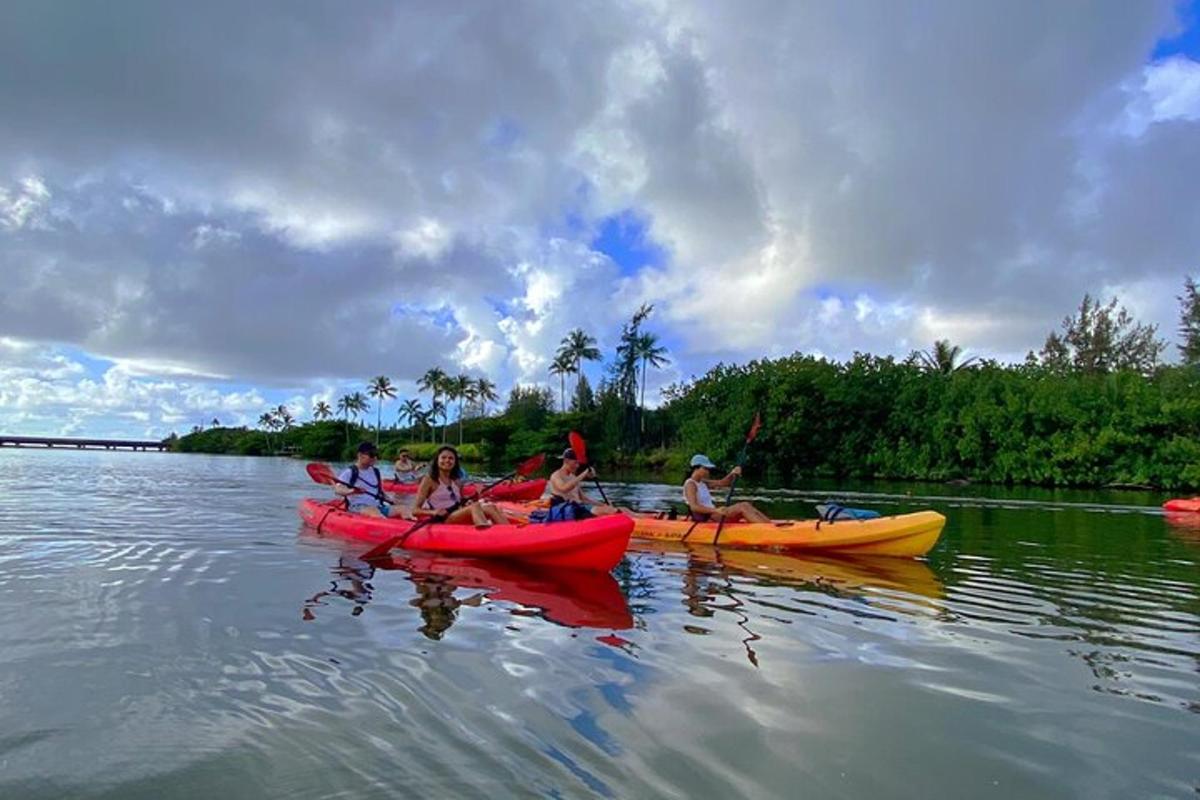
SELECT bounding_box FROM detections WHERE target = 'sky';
[1,0,1199,439]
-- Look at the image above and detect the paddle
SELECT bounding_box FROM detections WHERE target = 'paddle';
[568,431,610,505]
[306,462,397,505]
[358,453,546,560]
[710,412,761,543]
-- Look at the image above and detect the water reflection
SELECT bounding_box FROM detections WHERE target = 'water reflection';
[624,542,946,667]
[299,531,632,635]
[1164,511,1200,547]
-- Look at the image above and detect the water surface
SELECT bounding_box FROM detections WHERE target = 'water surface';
[0,449,1196,798]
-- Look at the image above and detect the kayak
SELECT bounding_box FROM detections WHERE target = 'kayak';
[629,510,946,557]
[298,498,630,570]
[381,477,547,502]
[495,502,945,558]
[1163,498,1200,513]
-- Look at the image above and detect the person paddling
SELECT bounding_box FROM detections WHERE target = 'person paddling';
[546,448,627,519]
[334,442,412,519]
[683,454,769,523]
[392,449,424,483]
[412,445,507,527]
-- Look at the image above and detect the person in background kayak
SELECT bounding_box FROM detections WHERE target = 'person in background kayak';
[412,445,508,527]
[547,448,626,519]
[392,449,424,483]
[684,454,770,523]
[335,442,412,519]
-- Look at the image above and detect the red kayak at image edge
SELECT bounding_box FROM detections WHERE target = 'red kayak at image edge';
[1162,498,1200,513]
[381,478,547,502]
[298,498,630,571]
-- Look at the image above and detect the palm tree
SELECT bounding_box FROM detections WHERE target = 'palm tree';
[313,400,332,420]
[274,404,294,430]
[548,352,573,412]
[558,328,600,397]
[427,400,447,442]
[397,398,422,434]
[257,411,276,454]
[633,331,669,430]
[447,374,477,445]
[337,394,355,444]
[917,340,978,374]
[211,417,221,428]
[367,375,397,444]
[473,377,498,417]
[418,367,448,441]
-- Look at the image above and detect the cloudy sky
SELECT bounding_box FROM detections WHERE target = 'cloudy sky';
[1,0,1198,438]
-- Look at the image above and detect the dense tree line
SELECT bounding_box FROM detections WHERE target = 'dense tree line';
[175,283,1200,489]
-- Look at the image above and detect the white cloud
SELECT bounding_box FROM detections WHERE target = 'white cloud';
[0,1,1197,436]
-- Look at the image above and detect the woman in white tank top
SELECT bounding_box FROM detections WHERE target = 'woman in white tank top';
[412,446,508,527]
[683,454,770,523]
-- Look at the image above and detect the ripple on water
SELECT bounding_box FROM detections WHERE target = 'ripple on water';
[0,450,1197,798]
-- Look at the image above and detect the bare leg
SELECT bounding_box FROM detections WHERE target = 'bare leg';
[478,502,508,525]
[441,507,480,525]
[357,505,385,518]
[729,501,770,523]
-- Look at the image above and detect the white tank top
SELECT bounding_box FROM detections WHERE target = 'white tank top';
[684,478,715,509]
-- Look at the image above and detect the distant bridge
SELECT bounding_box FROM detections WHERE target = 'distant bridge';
[0,435,170,452]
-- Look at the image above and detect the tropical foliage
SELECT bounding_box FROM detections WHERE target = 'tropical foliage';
[176,283,1200,489]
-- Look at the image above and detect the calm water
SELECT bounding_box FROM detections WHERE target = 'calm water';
[0,449,1197,799]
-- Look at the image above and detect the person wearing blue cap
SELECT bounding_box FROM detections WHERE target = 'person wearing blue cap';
[683,454,770,524]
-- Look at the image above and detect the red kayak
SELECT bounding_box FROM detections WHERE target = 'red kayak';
[380,478,547,502]
[298,498,630,571]
[1163,498,1200,513]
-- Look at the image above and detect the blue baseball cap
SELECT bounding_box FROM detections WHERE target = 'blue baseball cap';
[689,454,716,469]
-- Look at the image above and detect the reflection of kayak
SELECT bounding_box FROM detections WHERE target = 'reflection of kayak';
[381,478,547,502]
[298,498,631,570]
[381,553,633,630]
[1163,498,1200,513]
[629,540,945,600]
[1164,512,1200,548]
[629,511,945,557]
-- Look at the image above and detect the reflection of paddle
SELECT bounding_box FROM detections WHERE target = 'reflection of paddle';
[358,453,545,560]
[568,431,610,505]
[306,462,397,505]
[711,412,761,545]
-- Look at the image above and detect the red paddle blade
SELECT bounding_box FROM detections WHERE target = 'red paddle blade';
[306,462,337,485]
[568,431,588,464]
[746,412,762,444]
[515,453,545,477]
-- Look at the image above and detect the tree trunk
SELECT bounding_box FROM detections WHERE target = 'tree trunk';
[640,358,647,434]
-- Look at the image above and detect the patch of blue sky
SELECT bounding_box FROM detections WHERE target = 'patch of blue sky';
[484,117,522,151]
[390,302,457,329]
[484,295,513,319]
[1153,0,1200,60]
[590,210,667,278]
[58,345,112,379]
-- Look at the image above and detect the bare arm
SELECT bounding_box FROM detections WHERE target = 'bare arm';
[549,468,592,496]
[705,466,743,489]
[411,477,441,518]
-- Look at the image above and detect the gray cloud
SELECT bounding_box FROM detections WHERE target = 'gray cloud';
[0,0,1196,425]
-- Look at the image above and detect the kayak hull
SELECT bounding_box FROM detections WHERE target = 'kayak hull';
[1163,498,1200,513]
[298,498,630,571]
[629,510,946,557]
[381,478,547,502]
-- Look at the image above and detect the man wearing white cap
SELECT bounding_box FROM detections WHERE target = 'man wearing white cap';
[683,454,770,524]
